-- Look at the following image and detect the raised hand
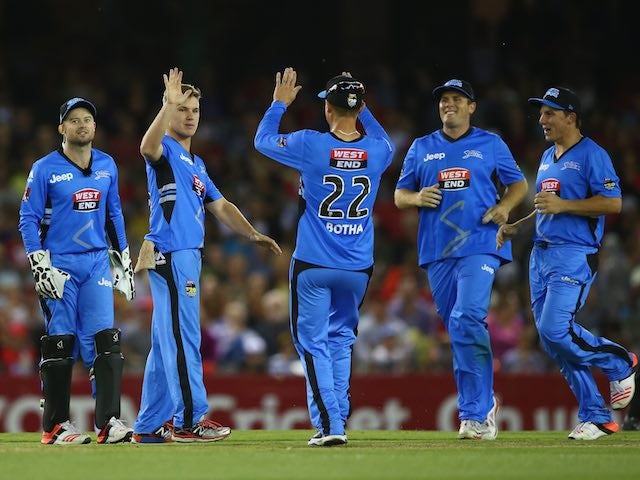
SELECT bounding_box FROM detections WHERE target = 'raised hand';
[273,67,302,106]
[163,67,192,106]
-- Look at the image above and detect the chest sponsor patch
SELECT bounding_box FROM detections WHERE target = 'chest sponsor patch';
[330,148,368,170]
[73,188,101,212]
[192,175,205,198]
[540,178,560,193]
[438,168,470,190]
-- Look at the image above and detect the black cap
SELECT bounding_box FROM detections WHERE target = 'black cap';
[432,79,475,101]
[59,97,97,123]
[317,75,364,109]
[528,87,581,116]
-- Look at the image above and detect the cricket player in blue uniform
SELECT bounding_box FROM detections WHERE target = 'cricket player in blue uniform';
[254,68,395,446]
[19,98,135,445]
[395,79,528,440]
[132,68,281,444]
[497,86,637,440]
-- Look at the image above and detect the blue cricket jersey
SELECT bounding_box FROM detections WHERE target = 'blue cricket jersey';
[396,127,525,267]
[254,101,395,270]
[19,148,127,254]
[144,135,223,252]
[534,136,621,247]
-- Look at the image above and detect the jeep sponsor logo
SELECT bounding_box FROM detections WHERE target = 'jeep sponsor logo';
[481,264,495,275]
[330,149,368,170]
[540,178,560,192]
[438,168,470,190]
[50,172,74,184]
[72,188,101,211]
[423,152,446,162]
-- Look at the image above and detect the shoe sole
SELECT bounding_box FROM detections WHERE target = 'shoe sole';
[308,435,348,446]
[568,421,619,440]
[131,435,174,444]
[42,436,91,445]
[98,431,133,444]
[171,432,230,443]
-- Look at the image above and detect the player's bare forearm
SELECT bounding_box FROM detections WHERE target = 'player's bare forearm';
[394,188,418,209]
[207,199,254,237]
[495,209,536,249]
[534,192,621,216]
[500,179,529,212]
[140,106,174,160]
[483,179,528,225]
[206,199,282,255]
[395,185,442,209]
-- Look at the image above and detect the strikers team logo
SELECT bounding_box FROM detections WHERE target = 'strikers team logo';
[438,168,470,190]
[603,178,617,190]
[185,280,197,297]
[192,175,205,198]
[330,148,367,170]
[154,251,167,266]
[22,187,30,201]
[94,170,111,180]
[540,178,560,193]
[72,188,101,211]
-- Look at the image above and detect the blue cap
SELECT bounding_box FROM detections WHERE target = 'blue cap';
[59,97,97,123]
[528,87,581,116]
[432,79,475,101]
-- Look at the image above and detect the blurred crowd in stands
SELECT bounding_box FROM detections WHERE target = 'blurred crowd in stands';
[1,0,639,378]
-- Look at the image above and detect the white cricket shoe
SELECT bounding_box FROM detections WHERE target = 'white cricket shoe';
[97,416,133,444]
[568,421,619,440]
[458,396,499,440]
[41,420,91,445]
[308,431,348,447]
[610,353,638,410]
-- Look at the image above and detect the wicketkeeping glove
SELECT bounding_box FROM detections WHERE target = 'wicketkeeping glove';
[108,246,135,301]
[27,249,70,300]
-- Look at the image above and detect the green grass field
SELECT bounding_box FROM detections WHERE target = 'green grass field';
[1,430,639,480]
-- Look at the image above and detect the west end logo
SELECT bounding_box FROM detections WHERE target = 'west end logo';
[330,149,368,170]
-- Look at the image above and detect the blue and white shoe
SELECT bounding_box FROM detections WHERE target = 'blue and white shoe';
[308,431,348,447]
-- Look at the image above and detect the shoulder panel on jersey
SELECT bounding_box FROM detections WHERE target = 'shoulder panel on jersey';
[154,154,176,224]
[40,196,52,245]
